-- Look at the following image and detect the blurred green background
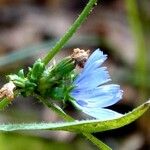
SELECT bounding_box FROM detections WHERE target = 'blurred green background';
[0,0,150,149]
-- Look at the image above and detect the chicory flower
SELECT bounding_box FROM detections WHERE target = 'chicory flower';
[71,49,123,121]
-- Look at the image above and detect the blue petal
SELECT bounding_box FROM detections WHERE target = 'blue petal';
[75,60,105,83]
[81,107,123,120]
[71,100,123,120]
[75,49,107,83]
[71,84,123,107]
[85,49,107,69]
[74,67,111,90]
[70,48,123,121]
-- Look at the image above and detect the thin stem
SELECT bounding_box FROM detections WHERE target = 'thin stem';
[83,133,112,150]
[43,0,97,65]
[0,98,10,110]
[34,94,111,150]
[0,91,20,110]
[34,94,74,121]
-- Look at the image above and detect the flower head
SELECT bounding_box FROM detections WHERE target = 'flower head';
[70,49,123,121]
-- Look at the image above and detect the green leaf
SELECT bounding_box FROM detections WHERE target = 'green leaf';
[0,100,149,132]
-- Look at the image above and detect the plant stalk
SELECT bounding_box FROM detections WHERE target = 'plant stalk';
[35,94,111,150]
[43,0,97,65]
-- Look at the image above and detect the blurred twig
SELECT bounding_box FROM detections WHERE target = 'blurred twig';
[125,0,148,101]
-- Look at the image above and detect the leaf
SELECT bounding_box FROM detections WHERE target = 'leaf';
[0,100,149,133]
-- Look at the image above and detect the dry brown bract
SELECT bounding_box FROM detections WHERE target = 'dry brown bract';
[0,81,16,100]
[71,48,90,68]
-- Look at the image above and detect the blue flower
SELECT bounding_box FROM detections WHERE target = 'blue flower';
[70,49,123,121]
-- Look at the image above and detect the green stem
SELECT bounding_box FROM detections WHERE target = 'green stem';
[0,98,10,110]
[34,94,111,150]
[43,0,97,65]
[125,0,148,100]
[0,91,19,110]
[34,94,74,121]
[83,133,112,150]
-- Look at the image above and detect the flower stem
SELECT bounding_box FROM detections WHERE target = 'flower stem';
[34,94,74,121]
[34,94,111,150]
[83,133,112,150]
[0,98,10,110]
[43,0,97,65]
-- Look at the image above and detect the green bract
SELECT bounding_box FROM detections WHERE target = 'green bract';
[38,57,75,97]
[27,59,45,82]
[6,57,75,99]
[7,59,45,96]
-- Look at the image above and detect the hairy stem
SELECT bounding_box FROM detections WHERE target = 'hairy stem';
[43,0,97,65]
[83,133,112,150]
[34,94,111,150]
[34,94,74,121]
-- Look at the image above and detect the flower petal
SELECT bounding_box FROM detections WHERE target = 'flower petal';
[74,67,111,90]
[74,49,107,83]
[70,48,123,121]
[71,84,123,107]
[72,100,123,120]
[81,107,123,120]
[84,49,107,69]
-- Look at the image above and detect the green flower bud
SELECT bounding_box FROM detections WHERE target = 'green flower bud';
[50,57,75,77]
[7,74,26,88]
[38,57,75,97]
[27,59,45,82]
[18,69,25,78]
[7,59,45,97]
